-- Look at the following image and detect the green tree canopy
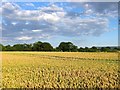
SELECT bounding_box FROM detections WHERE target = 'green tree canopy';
[58,42,78,52]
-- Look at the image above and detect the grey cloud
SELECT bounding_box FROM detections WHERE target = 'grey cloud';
[88,2,117,13]
[68,2,118,18]
[54,17,109,36]
[2,2,114,42]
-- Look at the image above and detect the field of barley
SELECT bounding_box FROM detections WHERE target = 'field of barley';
[2,52,120,88]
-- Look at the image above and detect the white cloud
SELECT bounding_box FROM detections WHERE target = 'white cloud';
[11,22,17,26]
[26,3,35,7]
[43,13,60,22]
[2,3,15,10]
[32,29,42,32]
[2,2,116,42]
[2,2,21,11]
[0,7,2,15]
[39,34,52,39]
[25,21,30,25]
[54,17,109,36]
[84,3,91,9]
[15,36,33,40]
[3,3,66,24]
[85,9,94,14]
[40,4,63,12]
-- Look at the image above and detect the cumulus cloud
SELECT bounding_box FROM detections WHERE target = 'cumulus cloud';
[2,3,66,22]
[2,2,117,43]
[32,29,42,32]
[68,2,118,18]
[0,7,2,15]
[15,36,33,40]
[40,4,64,12]
[26,3,35,7]
[54,17,109,36]
[84,2,118,18]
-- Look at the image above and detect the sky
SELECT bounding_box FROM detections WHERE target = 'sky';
[0,2,118,47]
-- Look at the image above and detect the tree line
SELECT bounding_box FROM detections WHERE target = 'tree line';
[0,41,119,52]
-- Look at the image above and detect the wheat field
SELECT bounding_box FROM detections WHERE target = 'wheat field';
[2,52,119,88]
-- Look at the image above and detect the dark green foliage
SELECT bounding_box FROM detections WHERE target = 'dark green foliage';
[78,47,84,52]
[4,45,13,51]
[40,42,53,51]
[12,44,32,51]
[57,42,78,52]
[0,44,3,51]
[32,41,53,51]
[32,41,42,51]
[0,41,119,52]
[100,47,111,52]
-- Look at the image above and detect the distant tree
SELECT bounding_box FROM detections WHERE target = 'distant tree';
[0,44,3,51]
[23,44,32,51]
[90,46,98,52]
[111,47,118,52]
[84,47,89,52]
[13,44,25,51]
[101,47,111,52]
[100,47,105,52]
[32,41,53,51]
[71,45,78,52]
[40,42,53,51]
[106,47,111,52]
[0,41,119,52]
[58,42,66,52]
[4,45,12,51]
[55,47,61,51]
[78,47,84,52]
[118,47,120,51]
[32,41,42,51]
[58,42,77,52]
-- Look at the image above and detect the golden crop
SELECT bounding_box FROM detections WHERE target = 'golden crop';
[2,52,119,88]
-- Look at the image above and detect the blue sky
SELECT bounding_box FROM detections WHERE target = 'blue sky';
[1,2,118,47]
